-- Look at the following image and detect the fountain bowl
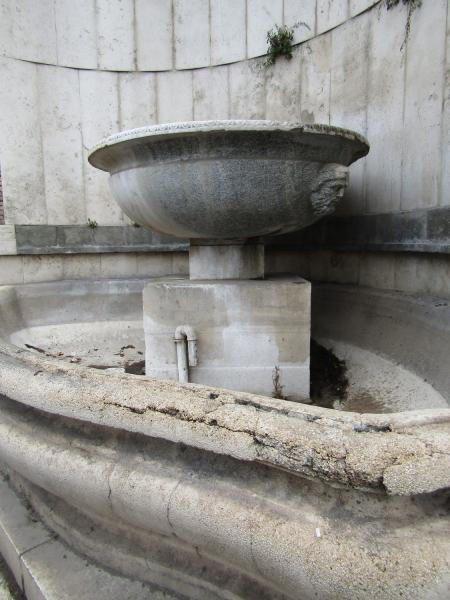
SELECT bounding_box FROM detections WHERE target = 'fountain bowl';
[88,120,369,240]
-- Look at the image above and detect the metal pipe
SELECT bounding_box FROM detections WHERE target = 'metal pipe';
[174,325,198,383]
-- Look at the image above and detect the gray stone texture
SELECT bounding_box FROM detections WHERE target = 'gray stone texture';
[88,121,368,240]
[189,243,264,279]
[143,276,311,400]
[15,226,187,255]
[0,280,448,598]
[269,206,450,254]
[0,1,447,245]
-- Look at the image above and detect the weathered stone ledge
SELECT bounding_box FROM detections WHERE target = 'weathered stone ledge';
[269,206,450,254]
[0,336,448,496]
[12,205,450,256]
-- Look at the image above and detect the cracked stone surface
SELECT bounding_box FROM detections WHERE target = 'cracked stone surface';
[0,280,448,598]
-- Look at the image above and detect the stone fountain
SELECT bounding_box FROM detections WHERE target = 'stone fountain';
[89,120,369,401]
[1,122,449,597]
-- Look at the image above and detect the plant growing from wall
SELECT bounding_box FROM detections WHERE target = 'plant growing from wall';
[386,0,423,49]
[87,218,98,229]
[264,25,294,67]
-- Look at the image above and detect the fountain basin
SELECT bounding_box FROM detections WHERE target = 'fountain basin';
[0,279,449,599]
[88,120,369,240]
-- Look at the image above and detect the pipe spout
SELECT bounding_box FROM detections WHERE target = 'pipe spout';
[174,325,198,383]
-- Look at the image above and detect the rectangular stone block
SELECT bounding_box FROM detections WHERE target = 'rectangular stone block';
[56,226,96,249]
[376,211,426,246]
[440,6,450,206]
[54,0,97,68]
[100,253,138,278]
[189,244,264,279]
[21,536,153,600]
[0,257,24,285]
[330,13,370,215]
[284,0,316,43]
[309,250,360,285]
[265,46,301,120]
[1,0,57,64]
[37,64,86,225]
[427,255,450,299]
[15,226,57,253]
[365,1,406,214]
[247,0,283,58]
[144,277,311,400]
[193,66,229,120]
[119,73,157,130]
[317,0,348,34]
[229,59,265,119]
[79,70,125,225]
[157,71,193,123]
[0,226,17,256]
[359,254,395,290]
[0,58,47,224]
[300,34,331,125]
[394,255,430,296]
[96,0,135,70]
[427,208,450,243]
[265,248,311,279]
[0,478,52,591]
[0,2,13,57]
[210,0,246,64]
[136,253,174,277]
[62,255,102,280]
[23,256,64,284]
[136,0,173,70]
[172,253,189,275]
[174,0,210,69]
[401,0,447,210]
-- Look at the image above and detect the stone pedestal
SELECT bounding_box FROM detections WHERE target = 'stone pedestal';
[143,277,311,401]
[189,242,264,280]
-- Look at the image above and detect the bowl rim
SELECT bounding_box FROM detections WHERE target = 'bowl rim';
[88,119,370,170]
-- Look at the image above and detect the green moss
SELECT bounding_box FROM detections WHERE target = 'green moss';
[264,25,294,67]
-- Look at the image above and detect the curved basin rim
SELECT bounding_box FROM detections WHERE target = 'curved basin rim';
[1,330,450,496]
[88,119,370,170]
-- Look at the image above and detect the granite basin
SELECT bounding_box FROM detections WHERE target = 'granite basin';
[88,120,369,240]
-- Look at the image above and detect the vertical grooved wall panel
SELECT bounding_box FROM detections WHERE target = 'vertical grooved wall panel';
[247,0,283,58]
[135,0,173,71]
[365,3,405,214]
[174,0,210,69]
[330,13,370,215]
[211,0,247,64]
[401,0,447,210]
[284,0,316,43]
[79,71,125,225]
[0,58,47,224]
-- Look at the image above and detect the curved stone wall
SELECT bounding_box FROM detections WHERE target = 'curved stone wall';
[0,0,448,235]
[0,0,378,71]
[0,0,448,306]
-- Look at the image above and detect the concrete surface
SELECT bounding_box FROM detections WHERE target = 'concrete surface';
[265,247,450,302]
[0,252,188,286]
[312,283,450,403]
[143,276,311,400]
[0,277,444,411]
[88,120,367,239]
[0,279,448,598]
[0,2,447,235]
[0,0,379,70]
[0,475,175,600]
[189,243,264,279]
